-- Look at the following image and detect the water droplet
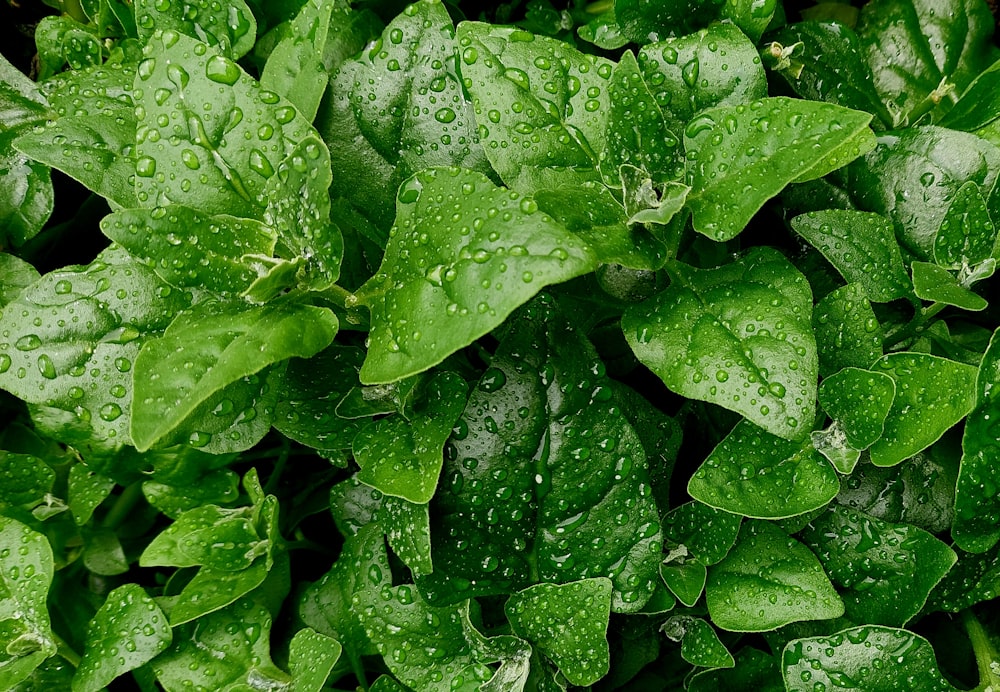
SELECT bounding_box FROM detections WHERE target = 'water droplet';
[36,354,56,379]
[434,107,456,123]
[14,335,41,352]
[99,403,123,421]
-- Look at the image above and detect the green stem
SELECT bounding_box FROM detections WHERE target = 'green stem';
[52,631,82,668]
[101,481,144,531]
[884,301,946,351]
[963,610,1000,692]
[262,439,291,495]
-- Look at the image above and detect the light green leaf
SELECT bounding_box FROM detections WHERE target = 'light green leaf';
[689,420,840,519]
[721,0,776,43]
[289,628,341,692]
[35,16,102,79]
[506,579,612,687]
[954,328,1000,553]
[101,206,277,294]
[706,521,844,632]
[624,247,818,440]
[418,297,663,613]
[790,210,911,302]
[0,255,39,307]
[353,372,466,504]
[659,562,706,607]
[260,0,333,122]
[662,616,734,669]
[684,97,876,242]
[151,597,290,692]
[933,181,997,269]
[134,0,256,59]
[73,584,171,692]
[812,283,883,378]
[456,21,613,193]
[355,167,596,384]
[133,30,315,218]
[801,504,956,626]
[782,626,952,691]
[637,24,768,134]
[131,299,337,451]
[0,517,57,689]
[868,352,977,466]
[139,504,264,571]
[911,261,988,311]
[818,367,895,449]
[67,465,115,525]
[143,469,239,519]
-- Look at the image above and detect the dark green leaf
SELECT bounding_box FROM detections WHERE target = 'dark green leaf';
[624,247,818,440]
[782,626,952,691]
[73,584,171,692]
[637,24,768,135]
[67,465,114,525]
[353,372,466,504]
[418,298,662,612]
[0,453,54,510]
[661,500,741,566]
[688,646,783,692]
[456,21,613,193]
[142,469,239,519]
[706,521,843,632]
[868,352,977,466]
[940,57,1000,132]
[659,562,706,607]
[131,299,337,451]
[0,255,40,308]
[928,543,1000,612]
[380,495,433,576]
[812,283,883,378]
[662,616,734,669]
[911,261,988,311]
[790,210,911,302]
[801,504,956,626]
[133,0,257,59]
[818,367,895,449]
[684,98,875,242]
[688,420,840,519]
[355,167,596,384]
[506,579,612,687]
[614,0,725,43]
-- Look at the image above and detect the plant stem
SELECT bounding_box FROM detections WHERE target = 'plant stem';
[101,481,144,531]
[263,439,291,495]
[52,631,82,667]
[884,301,946,351]
[962,609,1000,692]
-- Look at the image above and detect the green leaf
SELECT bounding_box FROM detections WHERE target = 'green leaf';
[533,183,667,270]
[418,298,662,613]
[933,180,997,269]
[0,453,54,510]
[577,10,629,50]
[319,0,489,230]
[689,646,783,692]
[0,255,40,307]
[35,16,103,79]
[289,628,341,692]
[260,0,333,122]
[683,97,876,242]
[790,210,911,302]
[354,372,466,503]
[101,206,277,294]
[688,420,840,519]
[662,616,735,669]
[356,587,500,692]
[954,328,1000,552]
[624,247,818,440]
[766,21,894,129]
[263,136,343,288]
[72,584,171,692]
[928,543,1000,612]
[801,504,956,626]
[868,352,977,467]
[599,50,680,184]
[140,504,264,571]
[67,464,114,525]
[506,579,612,687]
[941,56,1000,132]
[637,24,768,135]
[614,0,725,43]
[818,367,895,449]
[661,501,742,566]
[143,469,240,519]
[355,167,596,384]
[273,345,367,453]
[782,626,952,691]
[857,0,994,123]
[812,283,883,378]
[151,597,291,691]
[380,495,433,576]
[846,126,1000,259]
[456,21,613,193]
[659,562,706,607]
[0,246,190,453]
[911,261,988,311]
[131,299,337,452]
[134,30,316,218]
[0,56,53,248]
[0,517,57,689]
[134,0,256,59]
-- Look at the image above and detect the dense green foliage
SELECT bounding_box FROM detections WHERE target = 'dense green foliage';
[2,0,1000,689]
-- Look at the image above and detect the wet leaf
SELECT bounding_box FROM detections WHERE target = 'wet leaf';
[260,0,334,122]
[0,453,54,510]
[683,97,875,242]
[354,372,467,503]
[289,628,341,692]
[133,0,256,59]
[614,0,726,43]
[940,57,1000,132]
[624,247,818,440]
[688,646,783,692]
[659,562,706,607]
[818,367,895,449]
[689,420,840,519]
[506,579,612,687]
[67,464,114,525]
[790,210,911,302]
[73,584,171,692]
[813,283,883,378]
[933,181,998,269]
[0,255,39,308]
[355,167,596,384]
[139,504,264,571]
[928,542,1000,612]
[801,504,956,626]
[911,261,988,311]
[706,521,843,632]
[661,500,742,566]
[142,468,239,519]
[131,299,337,452]
[782,626,951,691]
[661,615,734,669]
[868,352,977,467]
